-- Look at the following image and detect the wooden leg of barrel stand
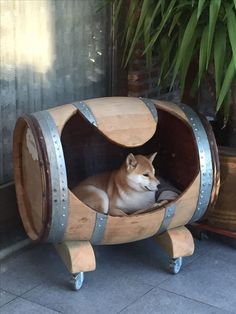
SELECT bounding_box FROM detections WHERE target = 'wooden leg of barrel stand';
[55,241,96,290]
[154,226,195,274]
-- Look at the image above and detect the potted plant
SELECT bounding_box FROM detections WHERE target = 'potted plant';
[110,0,236,146]
[109,0,236,234]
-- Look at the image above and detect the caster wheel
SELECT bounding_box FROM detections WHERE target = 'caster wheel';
[71,272,84,291]
[169,257,183,274]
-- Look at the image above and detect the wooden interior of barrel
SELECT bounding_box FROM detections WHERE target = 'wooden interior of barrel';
[13,118,46,241]
[61,107,199,207]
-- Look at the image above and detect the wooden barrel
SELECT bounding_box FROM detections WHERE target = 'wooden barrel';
[13,97,220,244]
[206,146,236,232]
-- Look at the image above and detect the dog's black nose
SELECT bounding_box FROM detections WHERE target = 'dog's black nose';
[157,183,161,189]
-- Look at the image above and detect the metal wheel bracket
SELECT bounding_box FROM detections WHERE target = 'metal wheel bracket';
[169,257,183,274]
[71,272,84,291]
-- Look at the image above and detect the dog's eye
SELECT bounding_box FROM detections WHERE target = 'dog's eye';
[143,173,149,177]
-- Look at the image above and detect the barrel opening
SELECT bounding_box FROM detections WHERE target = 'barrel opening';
[61,107,199,213]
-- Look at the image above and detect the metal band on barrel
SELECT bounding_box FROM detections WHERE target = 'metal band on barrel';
[32,111,69,242]
[178,104,213,223]
[140,98,158,122]
[91,213,108,245]
[157,204,176,235]
[73,101,97,126]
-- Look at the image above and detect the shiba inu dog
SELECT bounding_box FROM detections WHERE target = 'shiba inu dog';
[72,153,160,216]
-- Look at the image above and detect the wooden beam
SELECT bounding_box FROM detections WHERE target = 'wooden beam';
[154,226,195,258]
[55,241,96,274]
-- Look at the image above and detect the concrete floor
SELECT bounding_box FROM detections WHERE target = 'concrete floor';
[0,234,235,314]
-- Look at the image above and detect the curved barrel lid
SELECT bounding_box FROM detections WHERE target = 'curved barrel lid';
[74,97,158,147]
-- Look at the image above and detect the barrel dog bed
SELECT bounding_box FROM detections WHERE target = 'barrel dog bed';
[13,97,220,288]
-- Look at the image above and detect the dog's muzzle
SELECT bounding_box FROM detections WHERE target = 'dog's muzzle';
[144,185,159,191]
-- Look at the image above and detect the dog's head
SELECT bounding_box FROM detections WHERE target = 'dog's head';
[125,153,160,192]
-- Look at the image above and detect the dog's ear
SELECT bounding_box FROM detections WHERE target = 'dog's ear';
[147,152,157,163]
[126,153,137,170]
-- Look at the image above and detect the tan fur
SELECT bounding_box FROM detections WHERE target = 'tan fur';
[72,153,160,216]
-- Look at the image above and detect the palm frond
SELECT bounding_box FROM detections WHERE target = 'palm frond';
[214,26,226,97]
[198,25,209,86]
[171,8,198,88]
[109,0,236,121]
[125,0,150,66]
[226,4,236,70]
[143,0,177,54]
[207,0,221,69]
[217,58,235,111]
[197,0,206,19]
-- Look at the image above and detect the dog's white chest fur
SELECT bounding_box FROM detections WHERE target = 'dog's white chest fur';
[114,190,156,214]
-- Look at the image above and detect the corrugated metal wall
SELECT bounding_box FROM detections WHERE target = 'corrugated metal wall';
[0,0,112,184]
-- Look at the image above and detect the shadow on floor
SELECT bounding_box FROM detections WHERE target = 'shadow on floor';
[0,232,235,314]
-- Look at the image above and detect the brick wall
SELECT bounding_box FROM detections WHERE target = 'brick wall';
[128,53,160,98]
[127,47,180,102]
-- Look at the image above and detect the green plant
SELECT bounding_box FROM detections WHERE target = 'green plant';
[110,0,236,123]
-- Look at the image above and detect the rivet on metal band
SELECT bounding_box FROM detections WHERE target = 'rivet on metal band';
[32,111,69,242]
[91,212,108,245]
[73,101,97,126]
[157,204,176,235]
[178,103,213,223]
[140,98,158,123]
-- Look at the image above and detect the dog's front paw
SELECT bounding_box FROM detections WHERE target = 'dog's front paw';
[155,200,169,207]
[109,208,128,217]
